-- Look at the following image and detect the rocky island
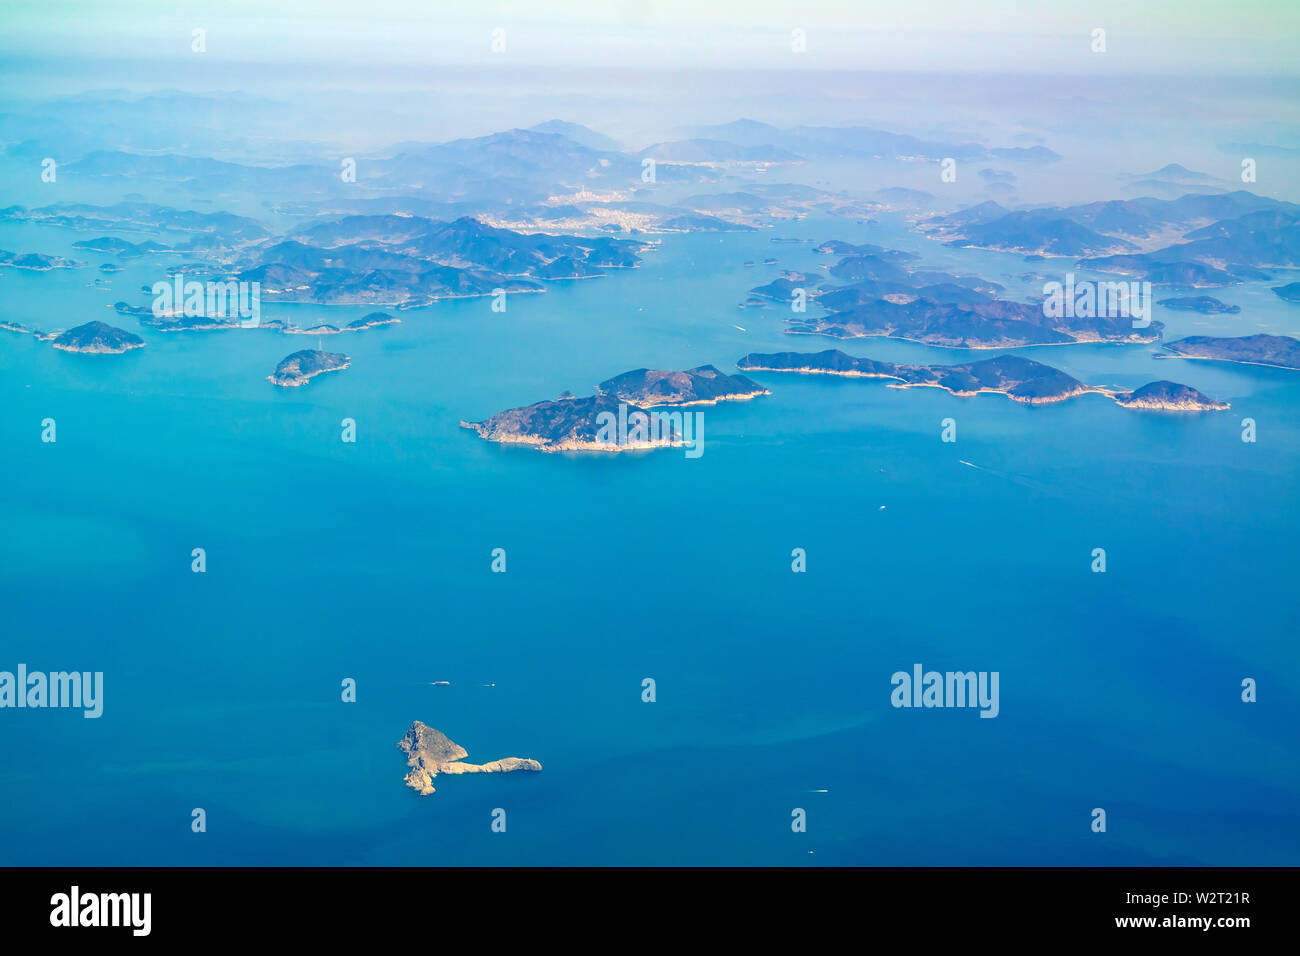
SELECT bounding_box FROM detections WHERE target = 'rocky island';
[51,321,145,354]
[596,364,768,406]
[398,721,542,795]
[1161,333,1300,370]
[738,350,1228,410]
[267,349,350,386]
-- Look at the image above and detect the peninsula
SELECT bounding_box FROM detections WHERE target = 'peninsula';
[397,721,542,795]
[1273,282,1300,304]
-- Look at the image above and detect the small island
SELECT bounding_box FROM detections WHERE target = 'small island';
[285,312,400,335]
[285,323,342,335]
[51,321,145,354]
[346,312,400,331]
[596,365,769,407]
[267,349,350,386]
[112,301,154,317]
[1156,296,1241,314]
[737,350,1228,410]
[1161,333,1300,370]
[398,721,541,796]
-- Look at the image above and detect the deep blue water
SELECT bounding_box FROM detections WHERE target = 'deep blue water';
[1,214,1298,865]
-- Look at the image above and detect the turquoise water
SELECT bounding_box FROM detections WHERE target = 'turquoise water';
[1,214,1298,865]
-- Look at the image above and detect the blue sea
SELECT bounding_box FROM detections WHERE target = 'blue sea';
[1,213,1298,865]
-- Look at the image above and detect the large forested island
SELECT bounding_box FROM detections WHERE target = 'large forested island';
[786,295,1162,348]
[1161,333,1300,370]
[0,249,79,271]
[267,349,350,386]
[920,192,1300,284]
[462,393,677,452]
[463,365,765,452]
[596,364,768,406]
[756,239,1162,348]
[235,216,649,307]
[737,350,1229,410]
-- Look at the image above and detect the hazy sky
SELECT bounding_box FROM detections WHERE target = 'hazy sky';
[4,0,1298,75]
